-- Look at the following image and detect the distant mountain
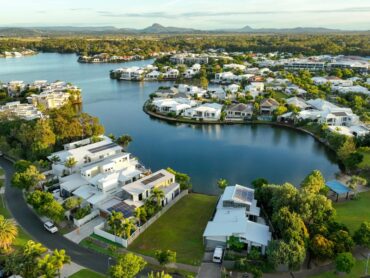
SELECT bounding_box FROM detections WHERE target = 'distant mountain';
[0,24,367,37]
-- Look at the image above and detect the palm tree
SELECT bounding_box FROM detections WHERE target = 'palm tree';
[0,215,18,253]
[64,157,77,174]
[107,211,125,237]
[49,155,61,164]
[150,188,165,208]
[217,178,228,191]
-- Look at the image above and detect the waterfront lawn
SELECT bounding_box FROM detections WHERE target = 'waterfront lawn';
[309,259,366,278]
[128,193,218,266]
[334,190,370,233]
[69,269,105,278]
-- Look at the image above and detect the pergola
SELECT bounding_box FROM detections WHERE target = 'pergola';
[326,180,352,202]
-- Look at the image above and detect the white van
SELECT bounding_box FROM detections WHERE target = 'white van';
[212,246,224,263]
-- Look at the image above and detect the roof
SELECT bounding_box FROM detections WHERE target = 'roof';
[261,98,279,107]
[122,169,174,196]
[226,103,253,113]
[326,180,351,195]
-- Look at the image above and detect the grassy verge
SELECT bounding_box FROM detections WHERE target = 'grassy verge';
[129,193,218,266]
[309,259,367,278]
[334,190,370,233]
[69,269,106,278]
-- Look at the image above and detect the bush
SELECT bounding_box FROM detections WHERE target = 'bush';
[74,206,91,220]
[335,252,355,274]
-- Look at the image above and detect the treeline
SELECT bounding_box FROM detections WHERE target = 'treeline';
[0,103,104,161]
[0,33,369,56]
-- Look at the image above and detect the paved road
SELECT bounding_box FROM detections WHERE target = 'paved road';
[0,157,110,275]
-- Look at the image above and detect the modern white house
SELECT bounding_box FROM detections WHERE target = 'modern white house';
[122,169,180,208]
[285,97,310,110]
[245,82,264,98]
[170,53,209,65]
[48,136,123,177]
[327,125,370,137]
[203,185,271,254]
[5,81,27,97]
[27,90,71,109]
[0,101,43,120]
[223,64,246,71]
[305,99,360,126]
[184,103,223,121]
[152,98,197,115]
[177,84,207,98]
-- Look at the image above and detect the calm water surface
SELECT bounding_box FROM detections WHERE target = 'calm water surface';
[0,53,340,194]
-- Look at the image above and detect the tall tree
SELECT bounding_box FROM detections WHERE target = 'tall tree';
[300,170,326,194]
[150,188,165,208]
[11,165,45,191]
[109,253,147,278]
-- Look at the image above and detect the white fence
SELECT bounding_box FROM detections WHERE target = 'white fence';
[93,190,189,247]
[73,209,99,227]
[93,222,128,247]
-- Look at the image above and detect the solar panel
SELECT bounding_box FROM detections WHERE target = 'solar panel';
[108,202,135,218]
[88,142,118,154]
[234,187,254,203]
[142,173,165,185]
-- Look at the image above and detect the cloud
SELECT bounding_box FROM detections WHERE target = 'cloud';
[97,7,370,19]
[70,8,93,12]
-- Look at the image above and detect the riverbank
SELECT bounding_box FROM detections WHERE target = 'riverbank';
[143,101,335,151]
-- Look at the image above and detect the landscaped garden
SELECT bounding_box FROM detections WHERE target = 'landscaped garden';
[128,193,218,266]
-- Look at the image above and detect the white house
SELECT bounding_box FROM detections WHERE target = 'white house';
[145,70,161,80]
[260,98,279,114]
[203,185,271,254]
[285,97,310,110]
[152,98,197,115]
[48,136,123,177]
[327,125,370,137]
[27,91,70,109]
[0,101,43,121]
[223,64,246,71]
[297,99,360,126]
[184,103,222,121]
[122,169,180,207]
[6,81,27,97]
[163,69,179,79]
[177,84,207,98]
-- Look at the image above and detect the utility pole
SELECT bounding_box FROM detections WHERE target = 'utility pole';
[366,253,370,276]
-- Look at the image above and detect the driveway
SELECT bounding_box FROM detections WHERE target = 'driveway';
[65,216,104,244]
[197,263,221,278]
[0,157,110,275]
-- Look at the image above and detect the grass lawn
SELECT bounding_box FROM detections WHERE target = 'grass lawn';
[69,269,106,278]
[129,193,218,266]
[358,149,370,170]
[309,259,367,278]
[274,91,289,100]
[334,190,370,233]
[0,167,4,176]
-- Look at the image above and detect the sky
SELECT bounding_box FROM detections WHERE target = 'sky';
[1,0,370,30]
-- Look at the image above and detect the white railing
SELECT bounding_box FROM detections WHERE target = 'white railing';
[73,209,99,227]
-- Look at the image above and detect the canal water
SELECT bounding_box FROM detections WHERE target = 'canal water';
[0,53,339,194]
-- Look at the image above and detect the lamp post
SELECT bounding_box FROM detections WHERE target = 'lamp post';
[365,253,370,276]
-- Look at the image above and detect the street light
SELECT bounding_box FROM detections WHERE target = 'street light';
[108,256,113,269]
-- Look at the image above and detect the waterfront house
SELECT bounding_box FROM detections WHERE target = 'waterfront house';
[48,136,123,177]
[203,185,271,254]
[260,98,279,114]
[6,81,27,97]
[170,53,209,65]
[145,70,161,80]
[122,169,180,207]
[152,98,197,115]
[0,101,43,120]
[177,84,207,98]
[225,103,253,120]
[327,125,370,137]
[163,68,179,80]
[27,91,70,109]
[184,103,222,121]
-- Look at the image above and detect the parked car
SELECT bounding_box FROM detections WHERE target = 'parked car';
[44,220,58,234]
[212,246,224,263]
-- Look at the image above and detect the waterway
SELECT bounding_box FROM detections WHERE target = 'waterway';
[0,53,340,194]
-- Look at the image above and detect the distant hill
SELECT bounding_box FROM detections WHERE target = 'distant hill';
[0,24,368,37]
